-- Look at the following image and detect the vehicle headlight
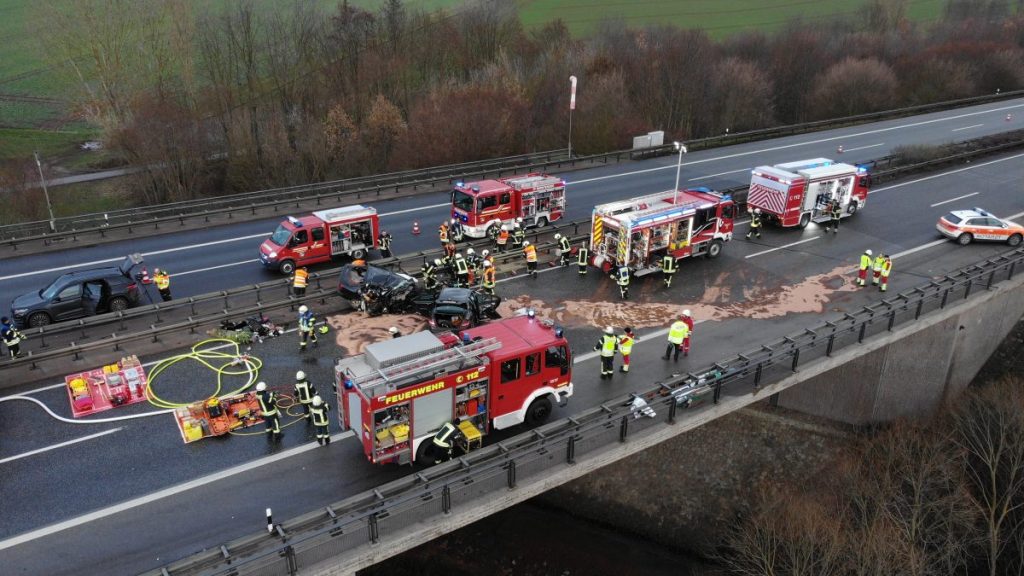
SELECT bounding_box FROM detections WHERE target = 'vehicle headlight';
[267,251,277,259]
[13,308,28,316]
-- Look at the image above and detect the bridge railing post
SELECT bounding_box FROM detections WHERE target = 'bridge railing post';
[506,460,517,489]
[619,415,628,442]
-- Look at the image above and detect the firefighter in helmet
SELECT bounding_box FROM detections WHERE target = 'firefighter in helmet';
[430,419,464,464]
[496,225,510,253]
[256,381,282,440]
[294,370,315,421]
[577,242,589,276]
[594,326,618,379]
[482,259,496,295]
[311,395,331,446]
[555,233,572,266]
[523,240,538,278]
[746,208,762,240]
[614,264,630,300]
[513,218,526,247]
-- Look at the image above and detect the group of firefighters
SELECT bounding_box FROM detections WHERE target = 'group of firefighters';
[593,310,695,379]
[253,370,331,445]
[858,249,893,291]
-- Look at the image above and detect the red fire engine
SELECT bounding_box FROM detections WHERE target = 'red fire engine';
[747,158,870,228]
[259,205,379,274]
[590,188,736,275]
[450,173,566,239]
[336,315,573,465]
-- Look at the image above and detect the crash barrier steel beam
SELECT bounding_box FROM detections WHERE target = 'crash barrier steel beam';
[142,245,1024,576]
[0,219,593,374]
[6,89,1022,252]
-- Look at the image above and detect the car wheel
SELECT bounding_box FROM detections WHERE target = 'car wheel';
[536,216,548,229]
[525,396,553,425]
[798,213,811,229]
[957,233,973,246]
[27,312,52,328]
[706,240,723,259]
[847,202,858,216]
[108,297,129,312]
[279,260,296,275]
[1008,234,1022,247]
[351,249,366,260]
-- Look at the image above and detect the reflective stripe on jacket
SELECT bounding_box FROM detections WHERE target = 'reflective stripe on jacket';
[155,274,170,290]
[258,391,279,417]
[433,422,458,449]
[859,253,871,270]
[294,380,313,403]
[524,245,537,262]
[311,405,329,426]
[662,255,676,274]
[619,335,634,355]
[292,269,308,288]
[668,321,689,344]
[599,334,617,357]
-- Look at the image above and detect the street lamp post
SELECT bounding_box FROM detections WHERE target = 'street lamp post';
[672,141,688,204]
[568,75,577,159]
[33,151,56,233]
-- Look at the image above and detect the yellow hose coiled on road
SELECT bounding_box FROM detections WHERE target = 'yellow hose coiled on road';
[145,339,262,409]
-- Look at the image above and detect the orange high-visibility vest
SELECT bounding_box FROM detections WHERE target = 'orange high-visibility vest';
[439,224,449,243]
[497,230,509,245]
[524,245,537,262]
[292,269,308,288]
[483,267,496,287]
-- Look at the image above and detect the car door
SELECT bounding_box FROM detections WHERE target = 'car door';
[290,229,311,261]
[52,283,85,321]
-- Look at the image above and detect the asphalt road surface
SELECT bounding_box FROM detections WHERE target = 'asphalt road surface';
[1,112,1023,573]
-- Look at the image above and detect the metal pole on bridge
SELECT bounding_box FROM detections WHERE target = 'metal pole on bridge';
[568,75,577,159]
[34,151,57,233]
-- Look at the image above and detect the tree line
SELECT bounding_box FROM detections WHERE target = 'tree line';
[7,0,1024,210]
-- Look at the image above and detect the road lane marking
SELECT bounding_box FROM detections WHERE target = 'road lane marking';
[687,168,750,182]
[869,152,1024,195]
[173,260,258,277]
[745,236,820,259]
[380,202,450,217]
[952,124,984,131]
[0,428,122,465]
[930,192,979,207]
[890,239,948,259]
[841,143,884,152]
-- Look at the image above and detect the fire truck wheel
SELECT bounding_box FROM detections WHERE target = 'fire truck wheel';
[536,216,549,229]
[798,213,811,229]
[525,396,553,425]
[847,202,858,216]
[1008,234,1022,247]
[279,260,296,275]
[351,249,367,260]
[957,233,973,246]
[706,240,723,259]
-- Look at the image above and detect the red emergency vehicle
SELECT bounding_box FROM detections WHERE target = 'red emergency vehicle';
[451,173,566,239]
[589,188,735,275]
[747,158,870,228]
[259,205,379,274]
[336,315,573,465]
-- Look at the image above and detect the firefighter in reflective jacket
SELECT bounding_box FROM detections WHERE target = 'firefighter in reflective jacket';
[827,201,841,234]
[523,241,538,278]
[291,267,308,297]
[496,225,510,253]
[430,420,463,463]
[872,253,885,286]
[443,240,457,266]
[879,255,892,292]
[615,265,630,299]
[1,317,23,358]
[594,326,618,379]
[680,309,694,356]
[482,260,496,295]
[857,249,872,287]
[378,230,393,258]
[311,395,331,446]
[438,222,449,246]
[154,268,172,301]
[618,327,635,373]
[663,318,690,362]
[661,253,677,288]
[298,305,318,351]
[294,370,315,420]
[450,218,464,243]
[577,243,589,276]
[746,208,762,240]
[422,259,439,290]
[256,382,281,439]
[513,219,526,247]
[454,251,470,287]
[556,233,572,266]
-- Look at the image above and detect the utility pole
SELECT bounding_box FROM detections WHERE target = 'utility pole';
[33,151,56,233]
[568,75,577,159]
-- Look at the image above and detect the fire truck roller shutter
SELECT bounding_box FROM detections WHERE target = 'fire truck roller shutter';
[412,386,455,447]
[346,392,362,433]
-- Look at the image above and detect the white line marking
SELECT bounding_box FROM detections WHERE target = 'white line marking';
[380,202,450,217]
[930,192,979,207]
[841,143,884,152]
[890,239,947,260]
[0,428,122,465]
[952,124,984,132]
[0,432,349,551]
[745,236,820,259]
[687,168,749,182]
[173,259,258,277]
[869,152,1024,195]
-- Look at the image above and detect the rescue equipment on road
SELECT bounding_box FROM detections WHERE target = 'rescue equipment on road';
[589,188,735,275]
[260,205,380,274]
[747,158,870,229]
[174,392,264,443]
[65,355,149,417]
[450,173,566,239]
[336,316,573,465]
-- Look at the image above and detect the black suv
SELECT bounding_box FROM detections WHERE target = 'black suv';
[11,258,142,328]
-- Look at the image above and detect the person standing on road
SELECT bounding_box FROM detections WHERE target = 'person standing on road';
[663,317,689,362]
[256,381,282,440]
[857,249,872,287]
[293,370,315,421]
[154,268,172,301]
[378,230,393,258]
[594,326,618,379]
[482,260,497,295]
[496,225,510,253]
[555,233,572,266]
[430,420,463,463]
[680,309,694,357]
[872,252,885,287]
[443,240,457,267]
[879,255,892,292]
[311,395,331,446]
[615,265,630,300]
[661,253,677,288]
[438,221,449,247]
[523,241,538,279]
[453,250,470,287]
[298,305,318,351]
[1,316,23,359]
[577,243,589,276]
[827,200,842,234]
[450,218,464,243]
[618,327,635,373]
[746,208,762,240]
[513,218,525,248]
[291,267,308,297]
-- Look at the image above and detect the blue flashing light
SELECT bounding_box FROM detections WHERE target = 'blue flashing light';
[554,326,564,338]
[287,216,303,227]
[454,181,464,188]
[691,186,712,193]
[462,333,472,344]
[343,378,354,390]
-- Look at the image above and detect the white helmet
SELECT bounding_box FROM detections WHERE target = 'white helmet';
[501,225,508,231]
[434,258,442,266]
[388,326,398,334]
[153,268,161,274]
[554,233,562,240]
[296,371,306,380]
[753,208,761,214]
[483,259,492,267]
[522,240,530,246]
[451,218,457,224]
[298,305,308,314]
[481,249,489,257]
[466,247,475,255]
[256,381,267,392]
[865,249,872,256]
[604,326,614,334]
[312,395,323,407]
[516,217,523,223]
[682,309,691,317]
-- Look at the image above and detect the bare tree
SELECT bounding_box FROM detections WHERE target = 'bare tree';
[808,57,899,119]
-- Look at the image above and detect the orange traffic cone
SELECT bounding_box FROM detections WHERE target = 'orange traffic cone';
[140,266,152,284]
[836,145,844,154]
[412,221,421,235]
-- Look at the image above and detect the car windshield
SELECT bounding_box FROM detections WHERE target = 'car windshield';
[269,224,292,247]
[452,190,475,212]
[944,213,963,225]
[40,275,71,300]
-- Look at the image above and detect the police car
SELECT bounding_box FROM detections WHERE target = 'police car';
[936,208,1024,246]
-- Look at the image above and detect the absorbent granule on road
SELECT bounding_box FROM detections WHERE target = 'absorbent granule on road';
[325,312,428,356]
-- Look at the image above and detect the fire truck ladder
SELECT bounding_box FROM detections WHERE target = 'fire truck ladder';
[353,337,503,391]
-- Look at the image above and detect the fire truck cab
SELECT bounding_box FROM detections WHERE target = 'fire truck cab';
[259,205,379,274]
[748,159,870,229]
[451,173,566,239]
[336,315,573,465]
[590,188,735,275]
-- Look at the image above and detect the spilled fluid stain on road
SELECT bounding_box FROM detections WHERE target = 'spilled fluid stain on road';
[497,264,858,330]
[325,312,429,356]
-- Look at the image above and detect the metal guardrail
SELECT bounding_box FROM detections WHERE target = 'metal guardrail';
[5,89,1023,253]
[140,243,1024,576]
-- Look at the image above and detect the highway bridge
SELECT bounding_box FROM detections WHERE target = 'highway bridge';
[1,98,1023,575]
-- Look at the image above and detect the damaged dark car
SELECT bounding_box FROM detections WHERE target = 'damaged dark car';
[428,287,502,331]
